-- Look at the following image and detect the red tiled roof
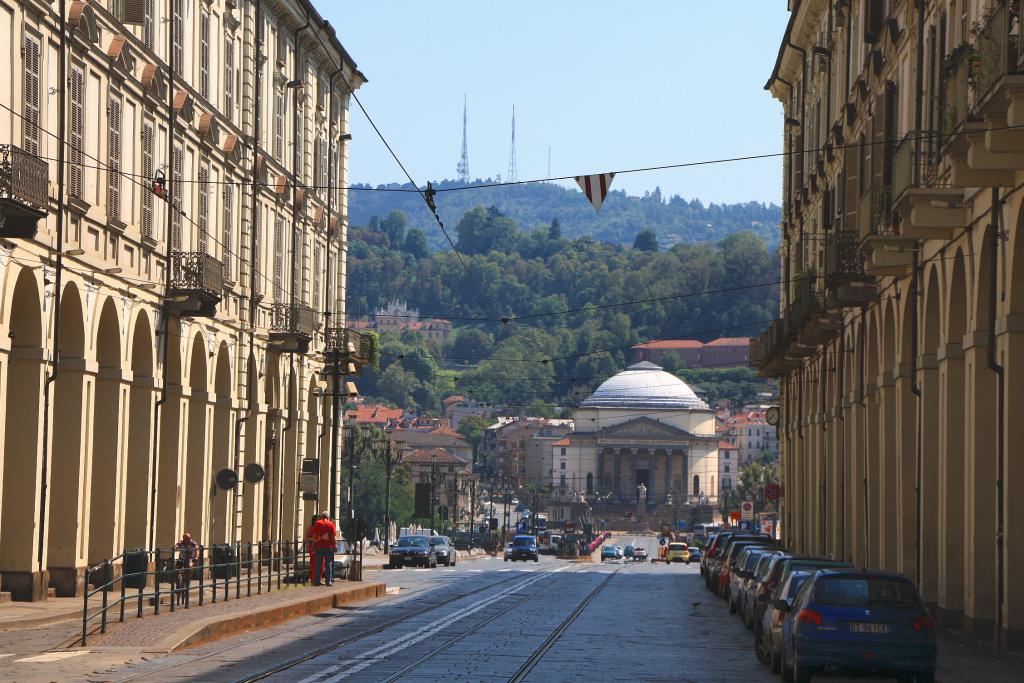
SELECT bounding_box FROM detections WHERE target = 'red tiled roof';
[705,337,751,346]
[718,440,739,450]
[346,405,403,423]
[444,395,467,405]
[551,437,571,447]
[632,340,704,350]
[402,448,468,465]
[429,426,462,437]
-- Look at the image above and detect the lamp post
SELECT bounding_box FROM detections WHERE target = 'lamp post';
[430,451,437,534]
[379,436,405,553]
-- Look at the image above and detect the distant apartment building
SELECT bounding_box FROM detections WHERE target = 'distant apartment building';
[718,441,739,490]
[632,337,749,368]
[718,411,778,464]
[350,300,452,349]
[442,395,495,429]
[481,417,571,488]
[402,448,474,526]
[345,404,405,430]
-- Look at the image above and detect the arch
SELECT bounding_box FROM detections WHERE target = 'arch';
[87,298,124,564]
[155,318,184,547]
[0,269,44,592]
[1009,201,1024,315]
[184,331,209,541]
[692,474,700,499]
[209,342,233,544]
[47,283,89,595]
[123,311,155,549]
[278,362,300,541]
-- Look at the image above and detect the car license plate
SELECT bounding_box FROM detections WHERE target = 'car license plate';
[849,622,890,634]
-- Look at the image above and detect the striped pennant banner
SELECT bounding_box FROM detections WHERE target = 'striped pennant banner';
[574,172,616,212]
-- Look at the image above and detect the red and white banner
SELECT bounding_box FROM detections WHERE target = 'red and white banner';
[574,172,615,212]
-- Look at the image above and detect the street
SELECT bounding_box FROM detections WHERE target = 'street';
[34,534,767,683]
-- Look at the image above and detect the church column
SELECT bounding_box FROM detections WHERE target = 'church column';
[631,448,638,500]
[613,448,622,496]
[664,449,673,499]
[649,449,658,502]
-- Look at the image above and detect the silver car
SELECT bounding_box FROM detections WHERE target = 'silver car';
[430,536,457,566]
[760,570,812,674]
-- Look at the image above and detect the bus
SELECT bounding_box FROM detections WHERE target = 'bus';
[535,513,547,532]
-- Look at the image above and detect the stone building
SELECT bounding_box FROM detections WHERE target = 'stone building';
[759,0,1024,650]
[0,0,365,600]
[402,448,474,528]
[556,362,720,505]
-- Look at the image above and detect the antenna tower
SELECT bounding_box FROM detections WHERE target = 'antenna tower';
[456,96,470,183]
[506,106,518,183]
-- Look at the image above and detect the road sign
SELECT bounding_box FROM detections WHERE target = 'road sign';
[760,516,775,536]
[659,537,667,546]
[565,520,575,532]
[765,483,782,501]
[741,501,754,521]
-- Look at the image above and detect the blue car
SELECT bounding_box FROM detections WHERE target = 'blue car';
[686,546,702,562]
[779,570,936,682]
[600,545,622,561]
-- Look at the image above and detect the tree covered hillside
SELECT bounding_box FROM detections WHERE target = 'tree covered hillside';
[348,205,780,412]
[348,179,781,251]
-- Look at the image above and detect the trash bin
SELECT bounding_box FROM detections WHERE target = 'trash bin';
[123,549,149,589]
[210,544,238,579]
[348,560,362,582]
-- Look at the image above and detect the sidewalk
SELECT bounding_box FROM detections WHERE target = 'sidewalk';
[937,631,1024,683]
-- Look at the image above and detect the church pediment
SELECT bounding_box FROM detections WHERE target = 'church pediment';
[595,416,700,441]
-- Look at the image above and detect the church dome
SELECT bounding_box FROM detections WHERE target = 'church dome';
[581,361,708,410]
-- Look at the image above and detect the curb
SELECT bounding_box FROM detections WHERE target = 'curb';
[153,582,387,652]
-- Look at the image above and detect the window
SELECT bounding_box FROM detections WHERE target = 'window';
[143,0,154,50]
[273,89,285,158]
[197,163,209,252]
[724,465,730,473]
[224,40,235,115]
[273,215,284,301]
[172,0,183,74]
[107,91,123,221]
[199,11,210,99]
[69,66,85,198]
[560,475,566,488]
[313,242,322,310]
[560,461,566,470]
[23,35,41,156]
[171,141,183,250]
[724,451,730,459]
[222,183,233,279]
[141,120,154,238]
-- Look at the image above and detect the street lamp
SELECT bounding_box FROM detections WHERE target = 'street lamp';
[378,436,404,553]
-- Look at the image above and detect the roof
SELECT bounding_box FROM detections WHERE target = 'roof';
[718,441,739,450]
[392,429,470,450]
[402,448,469,465]
[443,395,468,406]
[346,405,403,424]
[551,437,571,447]
[581,362,708,410]
[705,337,750,347]
[632,340,704,350]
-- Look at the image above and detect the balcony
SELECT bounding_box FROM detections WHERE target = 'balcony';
[0,144,48,238]
[891,131,964,240]
[940,45,982,142]
[750,319,796,378]
[324,327,377,372]
[792,274,841,348]
[825,230,876,306]
[169,251,224,317]
[975,0,1024,112]
[270,303,317,354]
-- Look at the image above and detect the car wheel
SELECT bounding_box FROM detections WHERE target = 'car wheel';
[534,557,539,563]
[504,558,508,562]
[793,661,814,683]
[781,647,794,682]
[393,561,402,569]
[770,648,781,674]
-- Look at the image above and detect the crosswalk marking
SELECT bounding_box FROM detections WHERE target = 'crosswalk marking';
[15,651,90,663]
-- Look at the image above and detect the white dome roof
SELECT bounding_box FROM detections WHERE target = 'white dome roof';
[581,361,708,410]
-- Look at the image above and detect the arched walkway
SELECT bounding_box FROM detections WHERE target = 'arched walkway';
[155,319,183,548]
[919,265,942,605]
[210,342,233,544]
[0,269,45,600]
[47,283,89,596]
[123,312,154,550]
[184,331,209,542]
[278,361,299,542]
[87,298,125,565]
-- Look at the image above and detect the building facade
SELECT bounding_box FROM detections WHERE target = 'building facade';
[759,0,1024,650]
[631,337,750,367]
[0,0,366,600]
[402,447,474,528]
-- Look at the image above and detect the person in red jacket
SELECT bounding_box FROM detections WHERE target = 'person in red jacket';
[304,514,321,582]
[312,512,337,585]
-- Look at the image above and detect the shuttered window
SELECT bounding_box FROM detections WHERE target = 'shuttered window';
[143,0,154,49]
[23,35,41,156]
[69,66,85,198]
[107,92,123,221]
[313,242,322,311]
[294,227,303,301]
[141,120,154,238]
[172,142,183,250]
[200,11,210,99]
[253,205,262,295]
[224,40,235,116]
[172,0,183,75]
[273,215,284,301]
[274,90,285,158]
[222,183,233,280]
[198,163,209,252]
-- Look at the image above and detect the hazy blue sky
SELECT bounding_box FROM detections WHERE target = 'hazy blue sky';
[317,2,789,205]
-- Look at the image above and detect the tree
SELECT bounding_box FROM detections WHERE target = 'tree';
[455,205,518,255]
[456,414,490,450]
[633,229,659,252]
[548,217,562,240]
[403,228,429,259]
[380,210,408,248]
[449,328,492,362]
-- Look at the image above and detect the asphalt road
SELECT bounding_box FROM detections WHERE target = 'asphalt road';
[63,533,770,683]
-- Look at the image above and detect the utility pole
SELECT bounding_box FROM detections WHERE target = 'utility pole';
[381,436,404,553]
[469,480,476,549]
[430,451,437,535]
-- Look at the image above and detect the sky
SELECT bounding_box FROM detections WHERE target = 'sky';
[316,1,790,206]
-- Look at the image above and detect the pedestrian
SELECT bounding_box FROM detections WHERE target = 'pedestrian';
[305,514,321,583]
[174,532,198,605]
[313,512,337,586]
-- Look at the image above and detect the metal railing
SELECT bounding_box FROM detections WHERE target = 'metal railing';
[324,327,373,363]
[976,0,1022,104]
[0,144,48,211]
[891,130,942,203]
[940,45,980,139]
[271,302,317,337]
[170,251,224,296]
[825,230,865,288]
[792,274,822,326]
[857,190,875,242]
[80,539,361,646]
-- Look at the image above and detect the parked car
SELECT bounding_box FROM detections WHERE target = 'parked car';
[624,545,635,558]
[600,545,622,561]
[666,542,690,563]
[503,542,513,560]
[753,556,852,665]
[730,547,775,616]
[633,546,648,561]
[761,570,812,674]
[430,536,457,566]
[719,540,773,599]
[506,535,539,562]
[686,545,701,563]
[389,535,436,569]
[779,570,936,683]
[741,550,785,629]
[294,539,352,581]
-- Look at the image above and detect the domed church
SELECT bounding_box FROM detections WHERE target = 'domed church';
[556,362,720,506]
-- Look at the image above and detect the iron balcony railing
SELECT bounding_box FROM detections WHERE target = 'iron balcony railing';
[270,302,317,337]
[792,274,822,326]
[324,327,373,363]
[976,0,1022,104]
[891,130,942,204]
[0,144,48,211]
[749,327,774,367]
[825,230,865,289]
[170,251,224,296]
[940,45,980,139]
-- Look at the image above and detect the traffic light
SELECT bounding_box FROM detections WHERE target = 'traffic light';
[415,483,431,518]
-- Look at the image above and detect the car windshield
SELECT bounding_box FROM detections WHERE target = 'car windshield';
[743,551,766,571]
[784,572,812,599]
[430,537,446,545]
[813,577,919,607]
[396,537,428,548]
[513,536,535,546]
[669,543,687,551]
